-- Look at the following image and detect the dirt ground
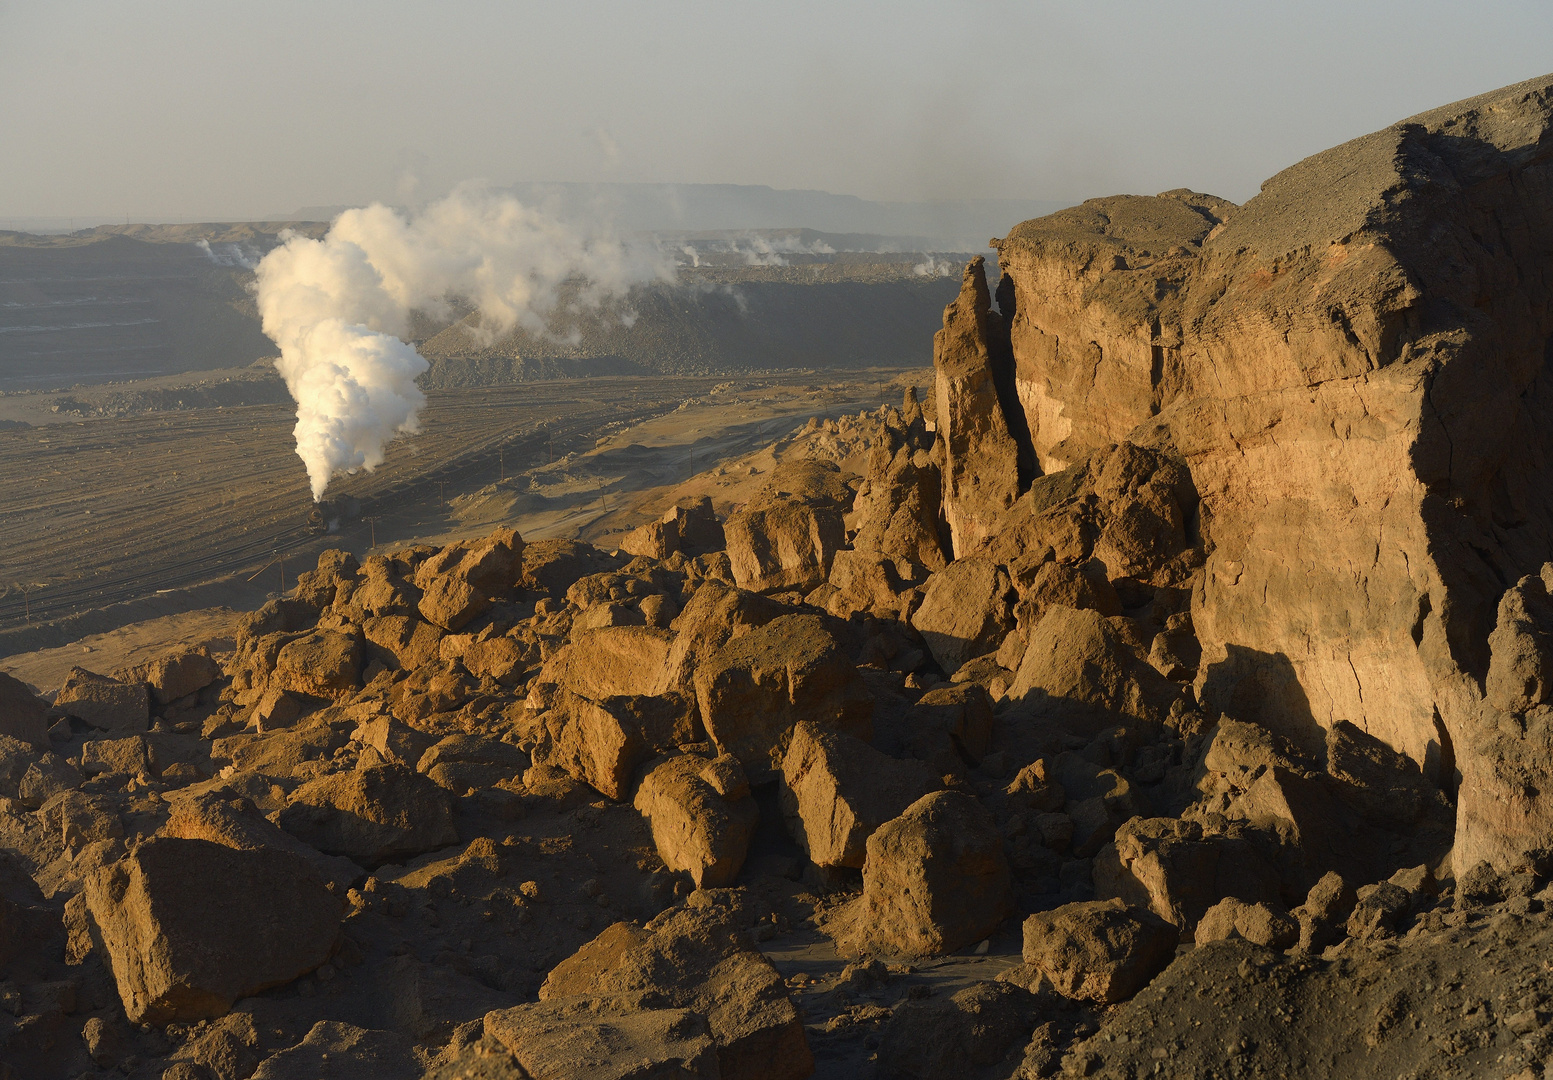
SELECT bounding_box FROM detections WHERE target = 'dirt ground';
[0,367,927,662]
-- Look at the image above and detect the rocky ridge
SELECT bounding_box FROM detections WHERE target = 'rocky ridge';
[1,75,1552,1080]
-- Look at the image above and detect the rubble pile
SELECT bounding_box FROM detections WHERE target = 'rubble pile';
[2,74,1553,1079]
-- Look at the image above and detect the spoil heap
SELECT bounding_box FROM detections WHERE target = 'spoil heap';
[2,74,1553,1080]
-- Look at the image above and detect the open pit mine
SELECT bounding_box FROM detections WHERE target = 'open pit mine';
[2,73,1553,1080]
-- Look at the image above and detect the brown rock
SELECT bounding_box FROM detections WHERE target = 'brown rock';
[252,687,306,732]
[270,629,362,701]
[619,517,678,561]
[54,668,149,733]
[633,753,757,888]
[362,615,444,671]
[1092,817,1280,932]
[484,996,719,1080]
[1193,898,1298,949]
[852,790,1013,956]
[877,981,1038,1080]
[293,548,359,610]
[779,720,940,869]
[823,549,914,619]
[903,682,995,768]
[666,496,726,557]
[164,789,362,890]
[724,498,845,594]
[340,557,421,622]
[277,763,457,866]
[250,1021,419,1080]
[354,714,437,768]
[415,527,524,630]
[538,904,812,1080]
[1006,606,1180,736]
[655,581,786,698]
[82,837,340,1024]
[692,613,873,779]
[116,647,223,707]
[909,556,1015,673]
[519,538,622,598]
[1291,871,1357,952]
[999,77,1553,871]
[534,626,674,703]
[540,689,650,801]
[933,256,1029,556]
[80,735,152,778]
[1021,898,1177,1003]
[849,443,948,573]
[0,671,50,749]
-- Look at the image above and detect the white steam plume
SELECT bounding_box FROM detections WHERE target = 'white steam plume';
[254,186,673,500]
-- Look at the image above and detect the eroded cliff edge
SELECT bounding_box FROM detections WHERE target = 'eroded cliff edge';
[967,73,1553,871]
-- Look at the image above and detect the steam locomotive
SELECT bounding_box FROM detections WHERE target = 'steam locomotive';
[305,495,362,535]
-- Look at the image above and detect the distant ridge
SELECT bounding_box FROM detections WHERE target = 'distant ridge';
[294,182,1072,251]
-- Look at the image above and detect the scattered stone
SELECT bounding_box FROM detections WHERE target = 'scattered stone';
[83,837,341,1024]
[277,763,458,866]
[634,753,758,888]
[779,720,940,869]
[851,790,1013,956]
[1022,899,1177,1004]
[0,671,50,748]
[54,667,149,732]
[693,613,873,779]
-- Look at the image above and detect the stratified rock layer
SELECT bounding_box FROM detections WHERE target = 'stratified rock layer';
[983,74,1553,870]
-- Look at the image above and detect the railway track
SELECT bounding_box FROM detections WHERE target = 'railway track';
[0,377,721,631]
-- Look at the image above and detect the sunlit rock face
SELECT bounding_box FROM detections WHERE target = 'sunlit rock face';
[980,75,1553,870]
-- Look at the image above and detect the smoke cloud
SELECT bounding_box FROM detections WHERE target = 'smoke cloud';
[253,186,674,500]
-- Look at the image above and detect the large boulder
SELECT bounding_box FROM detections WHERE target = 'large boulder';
[1092,817,1281,932]
[535,626,675,702]
[164,789,362,890]
[270,629,362,701]
[692,613,873,779]
[277,763,457,866]
[116,647,222,706]
[54,668,149,732]
[724,498,845,594]
[0,671,50,748]
[362,615,444,671]
[415,527,524,631]
[850,790,1012,956]
[1006,605,1180,735]
[910,556,1016,673]
[483,997,719,1080]
[654,581,786,697]
[849,443,948,572]
[1021,899,1177,1004]
[779,720,940,869]
[537,904,813,1080]
[633,753,757,888]
[82,837,341,1024]
[539,689,651,801]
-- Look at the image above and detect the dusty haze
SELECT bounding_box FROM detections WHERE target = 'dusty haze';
[1,1,1548,226]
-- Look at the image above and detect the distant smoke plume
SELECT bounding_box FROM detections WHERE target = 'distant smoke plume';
[196,239,260,270]
[912,256,957,277]
[254,186,673,500]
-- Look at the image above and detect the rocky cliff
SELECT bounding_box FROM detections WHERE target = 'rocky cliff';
[978,74,1553,873]
[3,76,1553,1080]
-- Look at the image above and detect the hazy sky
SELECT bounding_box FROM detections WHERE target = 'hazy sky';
[1,0,1548,221]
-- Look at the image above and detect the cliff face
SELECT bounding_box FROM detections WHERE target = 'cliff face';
[985,74,1553,870]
